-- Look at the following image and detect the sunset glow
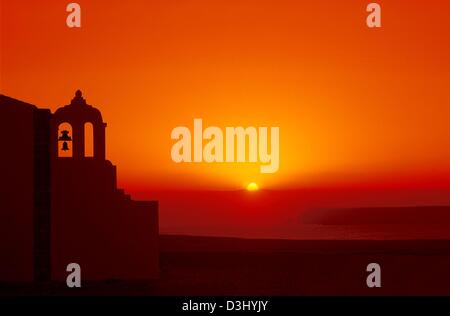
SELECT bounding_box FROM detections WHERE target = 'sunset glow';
[246,182,259,192]
[4,2,450,301]
[1,0,450,193]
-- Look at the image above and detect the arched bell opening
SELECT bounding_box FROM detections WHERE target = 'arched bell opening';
[57,122,73,158]
[84,122,94,157]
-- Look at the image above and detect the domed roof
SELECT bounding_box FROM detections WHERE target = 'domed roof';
[53,90,103,123]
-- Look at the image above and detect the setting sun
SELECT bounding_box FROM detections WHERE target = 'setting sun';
[247,182,259,192]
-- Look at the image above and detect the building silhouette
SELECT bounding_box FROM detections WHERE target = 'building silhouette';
[0,91,159,282]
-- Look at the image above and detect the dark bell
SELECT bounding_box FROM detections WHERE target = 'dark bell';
[58,130,72,141]
[61,141,70,151]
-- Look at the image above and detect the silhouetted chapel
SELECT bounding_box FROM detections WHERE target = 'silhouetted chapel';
[0,91,159,282]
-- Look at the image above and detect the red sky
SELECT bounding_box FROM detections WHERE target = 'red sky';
[2,0,450,193]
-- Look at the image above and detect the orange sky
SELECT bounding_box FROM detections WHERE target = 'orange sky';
[1,0,450,191]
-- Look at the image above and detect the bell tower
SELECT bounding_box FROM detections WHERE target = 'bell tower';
[51,90,106,160]
[50,91,158,280]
